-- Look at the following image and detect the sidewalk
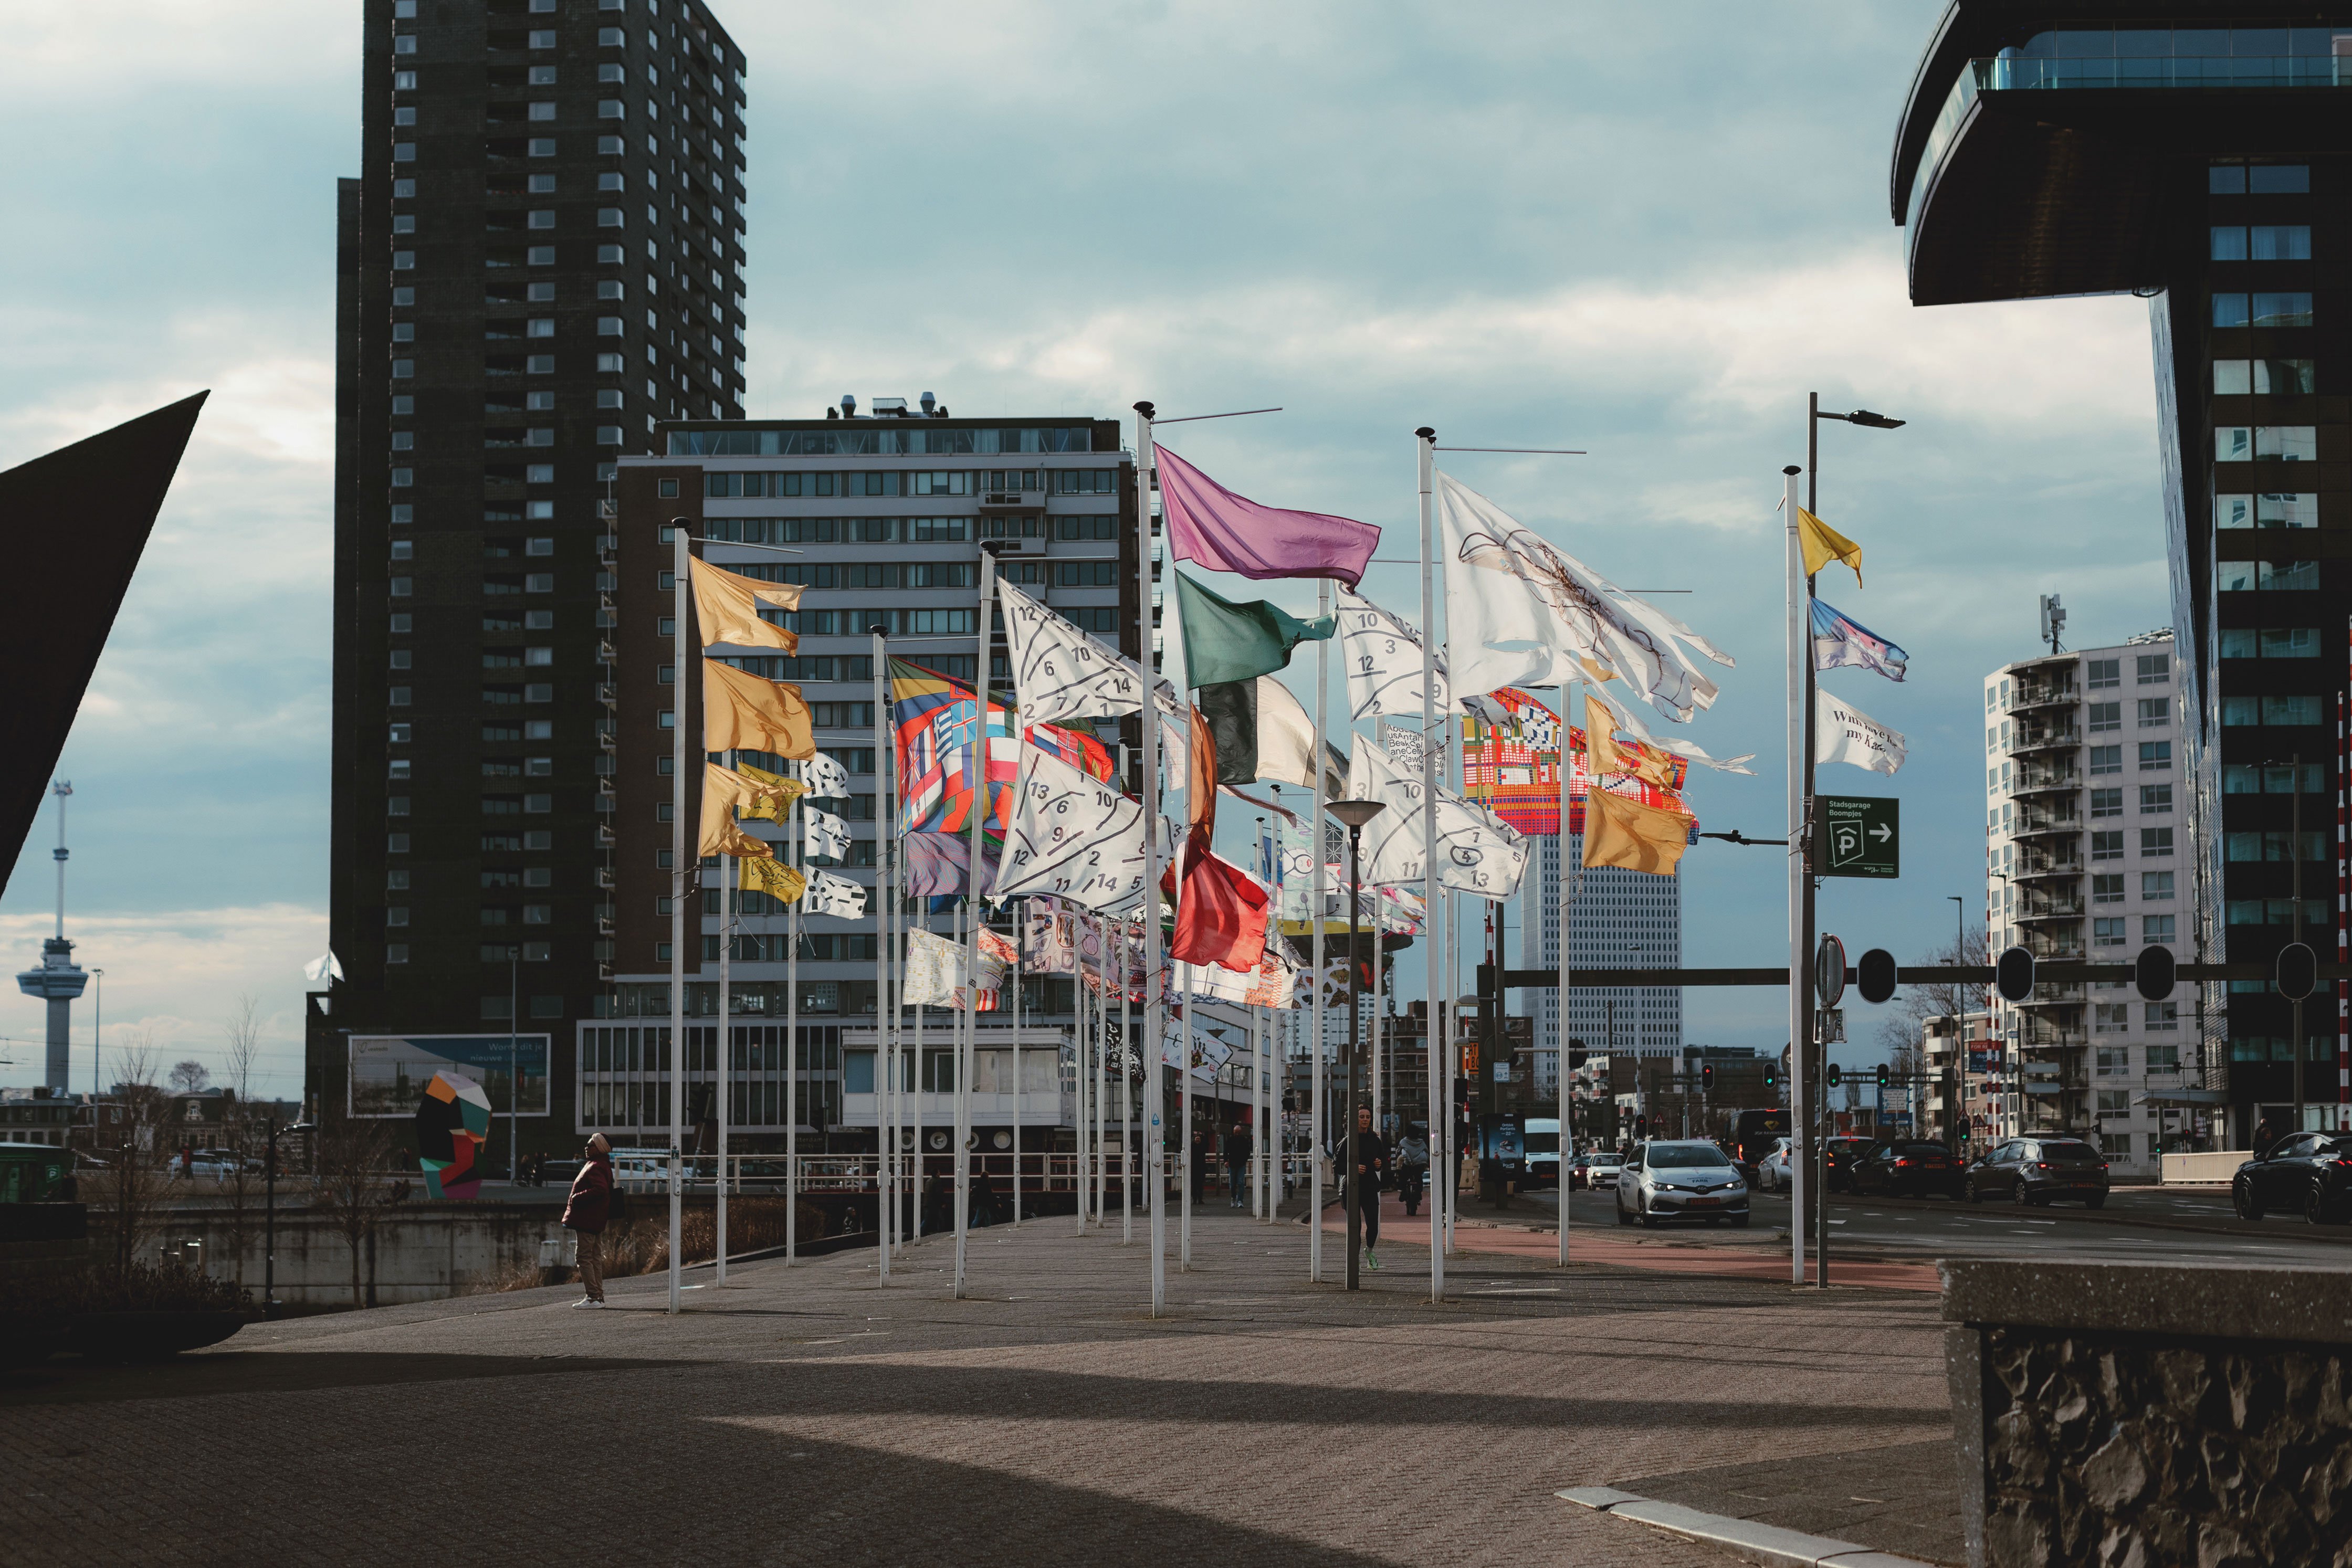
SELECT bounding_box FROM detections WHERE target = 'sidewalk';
[0,1210,1960,1567]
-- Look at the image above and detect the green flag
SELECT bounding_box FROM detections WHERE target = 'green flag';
[1174,571,1335,690]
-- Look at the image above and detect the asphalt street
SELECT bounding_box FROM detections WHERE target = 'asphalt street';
[1524,1183,2352,1268]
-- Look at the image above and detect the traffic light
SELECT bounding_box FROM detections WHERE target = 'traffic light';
[2135,943,2177,1002]
[1700,1064,1714,1090]
[2277,942,2317,1003]
[1875,1064,1889,1091]
[1827,1062,1842,1089]
[1567,1040,1588,1070]
[1634,1115,1648,1140]
[1762,1063,1777,1090]
[1995,944,2035,1003]
[1856,947,1898,1005]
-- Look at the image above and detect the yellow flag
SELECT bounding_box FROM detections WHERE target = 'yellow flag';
[740,855,805,906]
[734,760,807,823]
[1581,786,1695,876]
[707,816,772,861]
[1584,695,1678,790]
[688,556,803,652]
[1796,508,1862,587]
[703,659,815,758]
[699,763,765,855]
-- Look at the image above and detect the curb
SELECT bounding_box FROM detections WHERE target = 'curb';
[1557,1487,1939,1568]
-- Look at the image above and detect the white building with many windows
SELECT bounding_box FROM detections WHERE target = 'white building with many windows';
[1984,630,2201,1176]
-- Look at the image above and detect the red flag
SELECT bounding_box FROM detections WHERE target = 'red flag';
[1164,832,1269,971]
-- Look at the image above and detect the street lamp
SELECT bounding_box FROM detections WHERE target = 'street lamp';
[1328,797,1386,1291]
[265,1116,315,1320]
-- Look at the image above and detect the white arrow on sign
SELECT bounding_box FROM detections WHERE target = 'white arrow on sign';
[1870,824,1893,843]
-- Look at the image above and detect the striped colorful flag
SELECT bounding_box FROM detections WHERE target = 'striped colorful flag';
[890,658,1017,837]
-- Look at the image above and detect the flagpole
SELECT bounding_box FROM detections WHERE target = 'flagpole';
[1782,463,1808,1287]
[1011,911,1023,1227]
[1559,680,1576,1269]
[1414,428,1447,1302]
[668,520,689,1316]
[1309,575,1330,1284]
[1135,402,1167,1317]
[1094,937,1108,1225]
[1115,743,1135,1246]
[872,630,894,1277]
[717,755,733,1288]
[1075,912,1091,1236]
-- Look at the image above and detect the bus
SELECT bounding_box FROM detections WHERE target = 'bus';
[1719,1109,1790,1176]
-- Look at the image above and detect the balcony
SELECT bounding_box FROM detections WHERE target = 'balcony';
[2014,852,2082,882]
[2008,721,2080,755]
[2014,805,2081,837]
[2018,892,2082,920]
[2013,762,2079,794]
[2007,678,2078,714]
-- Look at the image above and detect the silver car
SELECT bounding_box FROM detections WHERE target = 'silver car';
[1616,1139,1750,1228]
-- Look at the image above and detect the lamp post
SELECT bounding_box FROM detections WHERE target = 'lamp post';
[1328,798,1386,1290]
[265,1116,314,1320]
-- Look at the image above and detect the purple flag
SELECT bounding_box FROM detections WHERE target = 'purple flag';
[1155,444,1380,589]
[904,830,996,896]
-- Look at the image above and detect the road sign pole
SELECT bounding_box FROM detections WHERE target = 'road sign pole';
[1782,464,1807,1288]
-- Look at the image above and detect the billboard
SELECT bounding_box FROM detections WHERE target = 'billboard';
[349,1034,550,1119]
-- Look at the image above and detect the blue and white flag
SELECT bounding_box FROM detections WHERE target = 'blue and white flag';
[1811,598,1908,682]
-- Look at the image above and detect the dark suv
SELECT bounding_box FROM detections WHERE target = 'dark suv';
[1964,1137,2110,1207]
[1849,1141,1964,1198]
[2231,1133,2352,1224]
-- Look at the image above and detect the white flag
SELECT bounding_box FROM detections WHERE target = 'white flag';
[1345,740,1529,900]
[903,927,964,1007]
[303,950,344,985]
[804,871,868,919]
[805,808,853,861]
[1000,578,1173,728]
[1437,469,1732,723]
[990,741,1153,913]
[1340,590,1453,721]
[802,752,850,800]
[1815,690,1907,775]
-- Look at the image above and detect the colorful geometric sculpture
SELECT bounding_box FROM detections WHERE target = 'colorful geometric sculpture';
[415,1070,492,1199]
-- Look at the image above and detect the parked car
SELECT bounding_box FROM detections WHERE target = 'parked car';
[172,1155,242,1184]
[1964,1137,2109,1207]
[2231,1132,2352,1224]
[1615,1139,1750,1228]
[1755,1138,1794,1191]
[1576,1150,1624,1191]
[1849,1141,1964,1199]
[1823,1135,1877,1193]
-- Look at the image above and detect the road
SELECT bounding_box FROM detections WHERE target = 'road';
[1516,1183,2352,1267]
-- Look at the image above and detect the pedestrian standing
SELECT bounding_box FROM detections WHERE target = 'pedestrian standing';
[1346,1103,1390,1270]
[1395,1124,1429,1217]
[562,1132,613,1308]
[1223,1121,1252,1208]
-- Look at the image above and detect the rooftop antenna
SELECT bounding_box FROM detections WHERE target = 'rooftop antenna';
[2038,593,2065,656]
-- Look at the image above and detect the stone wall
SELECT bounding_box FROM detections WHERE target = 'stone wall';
[1945,1260,2352,1566]
[143,1201,572,1308]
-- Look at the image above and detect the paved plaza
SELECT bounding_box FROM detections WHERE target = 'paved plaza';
[1,1210,1959,1567]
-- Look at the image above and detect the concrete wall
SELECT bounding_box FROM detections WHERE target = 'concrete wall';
[143,1201,571,1308]
[1945,1259,2352,1566]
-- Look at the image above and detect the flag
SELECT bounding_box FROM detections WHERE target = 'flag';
[1811,598,1908,681]
[1797,507,1863,586]
[704,659,814,758]
[688,556,802,651]
[700,762,765,855]
[740,855,805,906]
[1173,572,1335,691]
[805,808,852,861]
[1154,442,1380,589]
[991,741,1153,913]
[303,951,343,985]
[1463,687,1560,751]
[1021,901,1078,974]
[1195,674,1322,790]
[1345,741,1529,900]
[1339,590,1454,721]
[904,927,963,1007]
[1815,690,1907,775]
[804,871,868,919]
[1025,721,1116,783]
[999,578,1171,726]
[705,817,771,861]
[1186,705,1217,836]
[802,751,851,799]
[733,760,806,823]
[967,927,1020,1012]
[1582,787,1695,876]
[1437,470,1732,724]
[890,657,1017,837]
[1167,832,1272,970]
[906,830,994,897]
[1585,694,1678,789]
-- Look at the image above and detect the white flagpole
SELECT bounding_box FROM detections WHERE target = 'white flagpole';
[1135,403,1167,1316]
[667,522,689,1316]
[1094,943,1108,1225]
[1783,462,1809,1287]
[912,913,925,1246]
[717,754,733,1288]
[784,755,800,1268]
[1371,889,1384,1148]
[870,639,890,1278]
[1415,428,1447,1302]
[1075,913,1092,1236]
[1309,575,1330,1283]
[956,555,999,1298]
[1011,917,1023,1227]
[1180,992,1193,1270]
[1120,917,1135,1244]
[1559,680,1577,1268]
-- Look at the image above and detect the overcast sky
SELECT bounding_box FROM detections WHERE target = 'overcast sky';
[0,2,2168,1097]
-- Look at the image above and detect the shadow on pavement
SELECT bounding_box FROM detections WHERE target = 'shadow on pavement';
[0,1351,697,1408]
[1614,1436,1964,1566]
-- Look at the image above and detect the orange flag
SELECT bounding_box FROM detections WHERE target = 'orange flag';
[688,556,802,651]
[1586,694,1678,790]
[702,659,814,758]
[1581,787,1695,876]
[1187,706,1217,836]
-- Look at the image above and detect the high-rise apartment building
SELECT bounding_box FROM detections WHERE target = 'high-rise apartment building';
[597,405,1135,1144]
[1515,823,1684,1103]
[320,0,748,1138]
[1984,632,2196,1174]
[1896,8,2352,1145]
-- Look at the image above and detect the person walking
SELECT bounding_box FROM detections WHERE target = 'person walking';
[1345,1103,1390,1270]
[562,1133,614,1308]
[1395,1123,1429,1218]
[1223,1121,1252,1208]
[1189,1124,1208,1206]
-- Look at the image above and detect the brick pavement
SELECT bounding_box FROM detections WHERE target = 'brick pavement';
[0,1210,1956,1567]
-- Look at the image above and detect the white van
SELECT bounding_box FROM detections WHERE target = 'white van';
[1523,1118,1562,1189]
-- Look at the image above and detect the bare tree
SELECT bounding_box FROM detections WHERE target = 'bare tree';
[1875,929,1990,1061]
[216,993,267,1291]
[167,1059,212,1095]
[91,1030,170,1279]
[310,1107,400,1309]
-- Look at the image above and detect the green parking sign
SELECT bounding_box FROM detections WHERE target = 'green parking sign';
[1816,795,1898,879]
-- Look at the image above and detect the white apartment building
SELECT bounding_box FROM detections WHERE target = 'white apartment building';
[1984,630,2201,1176]
[1516,830,1684,1103]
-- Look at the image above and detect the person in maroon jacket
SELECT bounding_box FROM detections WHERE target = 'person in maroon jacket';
[562,1133,614,1307]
